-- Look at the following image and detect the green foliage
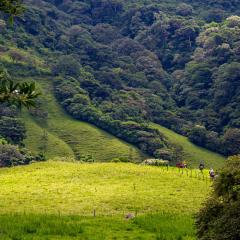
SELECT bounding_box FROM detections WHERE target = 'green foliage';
[0,137,7,144]
[0,0,24,23]
[188,125,208,146]
[0,116,25,144]
[172,19,240,155]
[0,143,44,167]
[0,143,24,166]
[196,155,240,240]
[0,68,40,108]
[52,55,81,78]
[223,128,240,156]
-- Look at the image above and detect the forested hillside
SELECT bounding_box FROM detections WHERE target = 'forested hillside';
[0,0,240,163]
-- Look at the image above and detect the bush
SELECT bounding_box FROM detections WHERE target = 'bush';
[188,125,207,146]
[0,144,46,167]
[52,55,81,78]
[76,154,95,163]
[223,128,240,156]
[0,144,25,167]
[0,137,7,144]
[0,116,26,144]
[111,157,130,163]
[196,155,240,240]
[142,159,169,166]
[111,158,121,163]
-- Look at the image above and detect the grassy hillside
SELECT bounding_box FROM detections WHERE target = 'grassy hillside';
[0,161,210,239]
[23,113,75,159]
[23,78,146,162]
[22,77,225,167]
[152,123,226,169]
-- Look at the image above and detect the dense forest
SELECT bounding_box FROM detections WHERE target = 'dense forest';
[0,0,240,162]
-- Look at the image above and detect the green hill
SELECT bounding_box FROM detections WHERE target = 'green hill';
[152,124,226,168]
[22,77,225,168]
[0,161,209,239]
[23,78,146,162]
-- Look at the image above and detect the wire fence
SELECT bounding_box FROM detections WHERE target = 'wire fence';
[149,165,213,183]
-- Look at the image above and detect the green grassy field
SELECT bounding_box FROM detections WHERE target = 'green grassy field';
[152,123,226,169]
[0,161,209,239]
[22,78,146,162]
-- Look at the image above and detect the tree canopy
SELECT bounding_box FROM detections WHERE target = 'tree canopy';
[196,155,240,240]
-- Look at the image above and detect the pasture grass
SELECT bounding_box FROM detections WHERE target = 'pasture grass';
[0,161,208,239]
[152,123,226,169]
[0,213,195,240]
[23,77,146,162]
[0,161,209,215]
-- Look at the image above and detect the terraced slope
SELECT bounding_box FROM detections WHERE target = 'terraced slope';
[0,161,209,239]
[23,78,146,162]
[152,123,226,168]
[23,113,75,159]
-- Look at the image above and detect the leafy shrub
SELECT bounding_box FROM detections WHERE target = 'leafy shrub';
[76,154,95,163]
[111,157,130,163]
[223,128,240,156]
[0,144,25,167]
[111,158,121,163]
[0,137,7,144]
[0,116,26,144]
[0,144,46,167]
[52,55,81,78]
[142,159,169,166]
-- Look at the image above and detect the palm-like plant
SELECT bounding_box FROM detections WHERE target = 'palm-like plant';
[0,69,40,108]
[0,0,24,23]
